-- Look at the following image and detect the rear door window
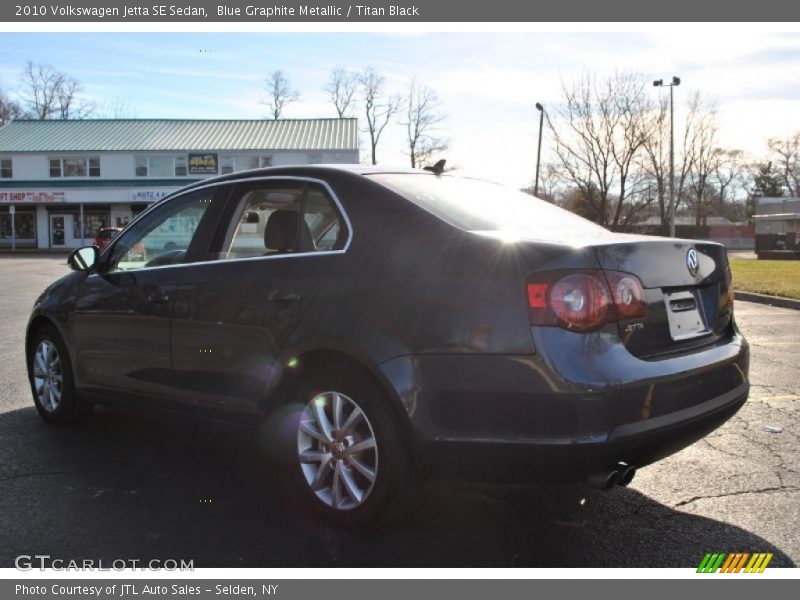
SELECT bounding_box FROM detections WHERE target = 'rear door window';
[215,181,348,261]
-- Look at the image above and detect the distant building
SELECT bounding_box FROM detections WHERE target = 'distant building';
[636,214,754,250]
[638,215,744,227]
[0,118,359,249]
[754,197,800,257]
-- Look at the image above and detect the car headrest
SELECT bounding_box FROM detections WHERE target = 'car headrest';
[264,210,314,252]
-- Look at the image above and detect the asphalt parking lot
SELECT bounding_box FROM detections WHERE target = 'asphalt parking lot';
[0,255,797,568]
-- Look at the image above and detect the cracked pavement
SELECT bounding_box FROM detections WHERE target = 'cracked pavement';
[0,256,797,567]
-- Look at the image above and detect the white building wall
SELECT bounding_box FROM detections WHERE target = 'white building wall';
[110,204,134,228]
[100,153,134,179]
[2,146,360,249]
[7,150,359,180]
[35,205,48,249]
[9,155,43,179]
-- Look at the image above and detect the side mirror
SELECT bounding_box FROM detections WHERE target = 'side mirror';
[68,245,99,272]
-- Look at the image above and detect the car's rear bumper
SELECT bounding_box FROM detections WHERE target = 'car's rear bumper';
[378,328,749,483]
[411,382,747,483]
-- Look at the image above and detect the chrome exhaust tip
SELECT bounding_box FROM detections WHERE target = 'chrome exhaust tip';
[618,464,636,487]
[585,470,620,491]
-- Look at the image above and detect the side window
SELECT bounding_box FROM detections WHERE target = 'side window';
[217,183,347,261]
[105,191,213,271]
[304,185,344,251]
[220,186,303,260]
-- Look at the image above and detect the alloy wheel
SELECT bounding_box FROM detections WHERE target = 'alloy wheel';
[32,340,63,413]
[297,391,379,510]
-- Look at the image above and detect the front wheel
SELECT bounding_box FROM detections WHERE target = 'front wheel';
[28,325,93,424]
[289,365,418,530]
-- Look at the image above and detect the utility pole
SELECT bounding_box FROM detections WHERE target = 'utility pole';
[534,102,544,196]
[653,76,681,237]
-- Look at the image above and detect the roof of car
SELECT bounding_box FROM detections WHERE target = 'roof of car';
[175,163,435,193]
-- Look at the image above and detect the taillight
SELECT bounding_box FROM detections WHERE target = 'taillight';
[550,273,613,331]
[526,269,647,333]
[604,271,647,319]
[722,265,734,310]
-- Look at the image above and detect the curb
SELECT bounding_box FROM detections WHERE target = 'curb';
[735,290,800,310]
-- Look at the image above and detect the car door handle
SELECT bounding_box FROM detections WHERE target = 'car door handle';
[267,290,301,302]
[147,293,170,303]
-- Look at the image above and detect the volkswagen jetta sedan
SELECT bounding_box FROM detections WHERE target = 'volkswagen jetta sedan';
[26,165,749,529]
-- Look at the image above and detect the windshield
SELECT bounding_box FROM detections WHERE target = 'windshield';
[371,173,608,238]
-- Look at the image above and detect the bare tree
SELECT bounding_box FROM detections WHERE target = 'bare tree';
[522,162,561,203]
[56,75,94,119]
[685,95,720,226]
[641,91,717,227]
[262,70,300,120]
[96,98,139,119]
[359,67,400,165]
[403,77,448,168]
[0,80,22,126]
[766,133,800,196]
[640,95,670,225]
[18,61,93,119]
[711,148,748,219]
[324,66,358,118]
[547,72,652,226]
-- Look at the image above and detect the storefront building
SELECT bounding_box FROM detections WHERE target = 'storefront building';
[754,196,800,257]
[0,118,359,249]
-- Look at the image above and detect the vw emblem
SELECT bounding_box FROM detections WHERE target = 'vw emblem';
[686,248,700,277]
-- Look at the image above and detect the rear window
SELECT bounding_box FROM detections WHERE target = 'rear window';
[371,174,608,237]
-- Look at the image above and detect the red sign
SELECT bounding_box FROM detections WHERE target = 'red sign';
[0,191,66,203]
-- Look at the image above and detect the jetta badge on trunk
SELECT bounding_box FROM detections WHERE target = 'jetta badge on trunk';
[686,248,700,277]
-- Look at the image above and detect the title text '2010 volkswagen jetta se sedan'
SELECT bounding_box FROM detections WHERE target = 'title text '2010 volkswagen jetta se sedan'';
[26,164,749,529]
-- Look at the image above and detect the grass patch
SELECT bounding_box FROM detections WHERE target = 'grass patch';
[730,259,800,300]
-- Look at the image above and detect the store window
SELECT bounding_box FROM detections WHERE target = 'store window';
[0,212,36,241]
[220,155,273,175]
[0,158,12,178]
[135,156,189,177]
[73,213,110,239]
[49,157,100,178]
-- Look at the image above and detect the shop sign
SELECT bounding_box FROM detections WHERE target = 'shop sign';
[188,153,218,175]
[0,191,66,203]
[130,190,175,202]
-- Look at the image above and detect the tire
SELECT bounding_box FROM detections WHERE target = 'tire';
[28,325,93,424]
[286,364,418,530]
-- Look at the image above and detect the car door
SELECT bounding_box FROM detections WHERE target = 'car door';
[69,187,224,405]
[169,178,350,417]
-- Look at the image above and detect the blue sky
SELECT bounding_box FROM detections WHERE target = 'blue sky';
[1,32,799,187]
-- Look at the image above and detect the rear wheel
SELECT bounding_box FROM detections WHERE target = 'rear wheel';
[28,326,93,424]
[288,365,417,530]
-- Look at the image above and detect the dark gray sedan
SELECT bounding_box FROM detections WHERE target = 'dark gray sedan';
[26,165,749,529]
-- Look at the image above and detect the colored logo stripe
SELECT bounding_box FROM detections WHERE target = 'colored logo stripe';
[697,552,773,573]
[745,553,773,573]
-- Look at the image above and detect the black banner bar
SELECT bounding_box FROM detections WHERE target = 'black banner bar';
[2,579,795,600]
[2,0,800,22]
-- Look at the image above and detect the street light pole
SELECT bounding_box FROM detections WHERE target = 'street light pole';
[534,102,544,197]
[653,76,681,237]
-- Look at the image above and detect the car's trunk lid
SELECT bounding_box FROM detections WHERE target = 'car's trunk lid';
[591,237,733,358]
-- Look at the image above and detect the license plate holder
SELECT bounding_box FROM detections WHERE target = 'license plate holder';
[664,290,709,341]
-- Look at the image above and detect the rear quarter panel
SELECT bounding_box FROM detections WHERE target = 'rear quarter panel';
[282,174,592,365]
